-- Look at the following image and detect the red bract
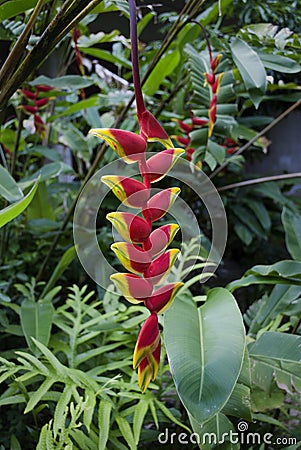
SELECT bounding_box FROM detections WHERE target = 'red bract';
[107,212,151,244]
[101,176,150,208]
[146,148,184,183]
[90,128,147,163]
[139,109,173,148]
[144,187,180,222]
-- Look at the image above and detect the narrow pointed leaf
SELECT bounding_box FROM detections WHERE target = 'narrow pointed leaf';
[0,179,39,228]
[230,38,267,108]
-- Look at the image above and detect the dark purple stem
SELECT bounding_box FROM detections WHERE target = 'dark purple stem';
[191,20,212,65]
[129,0,146,119]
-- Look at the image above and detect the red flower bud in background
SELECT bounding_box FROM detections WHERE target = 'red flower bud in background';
[22,105,38,114]
[34,98,49,108]
[34,114,46,139]
[36,85,54,92]
[20,89,37,100]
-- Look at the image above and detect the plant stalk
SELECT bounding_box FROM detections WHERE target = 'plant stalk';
[0,0,45,87]
[128,0,146,118]
[217,172,301,193]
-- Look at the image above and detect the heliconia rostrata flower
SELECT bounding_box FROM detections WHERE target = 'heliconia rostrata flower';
[90,123,184,392]
[89,0,185,392]
[174,42,224,161]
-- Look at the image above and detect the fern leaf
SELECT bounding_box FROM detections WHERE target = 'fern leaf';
[98,399,112,450]
[24,377,57,413]
[53,385,73,438]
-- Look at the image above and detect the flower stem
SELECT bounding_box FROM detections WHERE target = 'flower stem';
[128,0,146,118]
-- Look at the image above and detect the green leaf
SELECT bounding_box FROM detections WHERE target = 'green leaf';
[80,47,132,69]
[228,260,301,291]
[20,297,55,353]
[282,207,301,260]
[230,38,267,108]
[41,246,77,297]
[115,415,136,450]
[54,123,90,162]
[221,350,252,421]
[10,435,21,450]
[83,390,96,432]
[245,284,301,335]
[32,75,94,90]
[0,0,37,21]
[164,288,245,423]
[246,199,271,232]
[27,182,55,221]
[53,386,72,438]
[49,96,100,120]
[249,331,301,392]
[251,386,285,412]
[19,163,73,189]
[143,50,181,96]
[98,399,112,450]
[24,377,56,413]
[188,412,239,450]
[257,52,301,74]
[31,338,66,375]
[0,179,39,228]
[249,260,301,280]
[133,399,148,444]
[0,165,23,202]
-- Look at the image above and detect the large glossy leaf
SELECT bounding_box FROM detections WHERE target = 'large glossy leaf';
[249,331,301,392]
[188,412,239,450]
[0,179,39,228]
[282,207,301,260]
[230,38,267,108]
[164,288,245,423]
[221,349,252,421]
[0,165,23,202]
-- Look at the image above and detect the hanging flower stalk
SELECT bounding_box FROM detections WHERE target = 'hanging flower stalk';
[173,23,224,162]
[89,0,184,392]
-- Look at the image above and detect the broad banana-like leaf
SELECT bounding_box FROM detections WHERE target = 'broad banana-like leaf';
[164,288,245,423]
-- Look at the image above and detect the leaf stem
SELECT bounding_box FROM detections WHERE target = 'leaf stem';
[217,172,301,193]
